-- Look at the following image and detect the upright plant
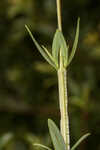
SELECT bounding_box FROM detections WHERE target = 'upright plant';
[25,0,90,150]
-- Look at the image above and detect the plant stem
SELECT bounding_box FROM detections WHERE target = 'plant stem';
[58,68,70,150]
[56,0,70,150]
[56,0,62,31]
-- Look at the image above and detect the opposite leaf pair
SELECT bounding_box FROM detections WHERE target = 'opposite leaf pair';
[34,119,90,150]
[25,18,80,70]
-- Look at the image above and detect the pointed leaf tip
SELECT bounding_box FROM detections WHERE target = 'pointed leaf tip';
[25,25,57,70]
[67,18,80,66]
[33,143,52,150]
[52,29,68,68]
[71,133,90,150]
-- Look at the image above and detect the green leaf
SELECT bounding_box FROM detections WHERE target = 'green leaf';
[71,133,90,150]
[42,45,58,69]
[68,18,80,66]
[58,31,68,67]
[33,143,52,150]
[52,30,68,68]
[48,119,66,150]
[25,25,57,69]
[52,29,61,65]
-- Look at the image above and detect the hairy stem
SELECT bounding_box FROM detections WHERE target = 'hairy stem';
[58,68,70,150]
[56,0,70,150]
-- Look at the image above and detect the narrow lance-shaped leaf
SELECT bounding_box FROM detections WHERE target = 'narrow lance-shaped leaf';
[48,119,66,150]
[25,25,57,69]
[52,30,68,68]
[52,29,61,66]
[33,143,52,150]
[58,31,68,67]
[71,133,90,150]
[67,18,80,66]
[42,45,58,69]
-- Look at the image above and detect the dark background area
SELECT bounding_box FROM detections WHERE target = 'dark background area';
[0,0,100,150]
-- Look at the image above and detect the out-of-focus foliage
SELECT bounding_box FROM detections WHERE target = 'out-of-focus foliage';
[0,0,100,150]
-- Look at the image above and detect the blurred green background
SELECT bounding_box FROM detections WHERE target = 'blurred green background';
[0,0,100,150]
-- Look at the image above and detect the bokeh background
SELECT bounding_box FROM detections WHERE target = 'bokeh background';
[0,0,100,150]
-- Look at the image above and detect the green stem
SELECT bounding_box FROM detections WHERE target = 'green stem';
[56,0,70,150]
[56,0,62,31]
[58,67,70,150]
